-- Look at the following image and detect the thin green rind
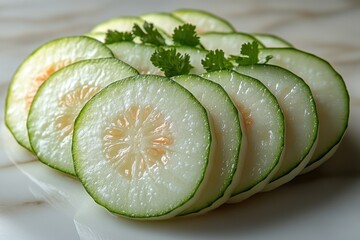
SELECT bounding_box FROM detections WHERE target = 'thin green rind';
[253,33,293,48]
[172,9,235,33]
[235,64,318,190]
[5,36,114,152]
[259,48,350,170]
[172,74,243,215]
[201,70,285,202]
[90,16,144,33]
[141,12,185,35]
[27,58,138,176]
[107,42,159,75]
[73,75,213,219]
[200,32,265,54]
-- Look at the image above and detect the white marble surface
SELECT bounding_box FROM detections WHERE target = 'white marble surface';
[0,0,360,239]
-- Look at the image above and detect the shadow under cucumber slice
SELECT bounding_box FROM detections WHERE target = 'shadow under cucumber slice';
[27,58,138,175]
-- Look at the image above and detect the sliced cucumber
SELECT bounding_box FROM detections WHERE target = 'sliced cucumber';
[172,9,235,34]
[90,16,144,34]
[73,75,214,219]
[200,32,264,55]
[5,36,114,152]
[107,42,208,75]
[89,16,172,44]
[202,70,284,202]
[107,42,160,75]
[141,12,185,35]
[170,46,207,75]
[172,74,244,215]
[27,58,138,175]
[259,48,350,172]
[253,33,293,48]
[235,65,318,190]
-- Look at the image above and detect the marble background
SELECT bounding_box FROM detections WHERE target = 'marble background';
[0,0,359,239]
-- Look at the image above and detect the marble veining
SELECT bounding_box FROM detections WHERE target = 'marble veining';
[0,0,359,239]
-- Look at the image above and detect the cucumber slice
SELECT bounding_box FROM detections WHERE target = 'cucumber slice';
[141,12,185,35]
[259,48,350,172]
[27,58,138,175]
[253,33,293,48]
[235,65,318,190]
[5,36,113,152]
[73,75,214,219]
[107,42,208,75]
[172,75,244,215]
[172,9,235,34]
[200,32,264,55]
[90,16,144,34]
[107,42,160,75]
[202,70,284,202]
[170,46,207,75]
[89,16,172,44]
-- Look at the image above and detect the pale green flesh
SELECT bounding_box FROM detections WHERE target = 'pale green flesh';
[172,9,235,34]
[107,42,208,76]
[200,32,264,55]
[235,65,318,189]
[5,36,114,152]
[259,48,349,168]
[90,16,144,33]
[168,46,207,75]
[172,75,243,215]
[107,42,160,75]
[141,12,185,35]
[202,70,284,201]
[253,33,293,48]
[27,58,138,175]
[73,75,213,219]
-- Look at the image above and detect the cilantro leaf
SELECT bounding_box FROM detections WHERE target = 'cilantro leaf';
[172,24,202,47]
[230,41,272,65]
[132,22,166,46]
[150,47,193,77]
[201,49,233,72]
[104,30,134,44]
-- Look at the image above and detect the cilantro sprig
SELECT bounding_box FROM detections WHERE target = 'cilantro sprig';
[201,41,273,72]
[230,41,272,66]
[132,22,166,46]
[151,47,193,77]
[172,24,203,48]
[104,30,134,44]
[201,49,233,72]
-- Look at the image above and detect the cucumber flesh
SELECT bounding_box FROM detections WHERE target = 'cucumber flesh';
[73,75,214,219]
[168,46,207,75]
[172,75,244,215]
[259,48,350,171]
[200,32,264,55]
[107,42,160,75]
[5,36,114,151]
[27,58,138,175]
[235,65,318,190]
[172,9,235,34]
[90,16,144,34]
[141,12,185,35]
[202,70,284,202]
[253,33,293,48]
[107,42,208,75]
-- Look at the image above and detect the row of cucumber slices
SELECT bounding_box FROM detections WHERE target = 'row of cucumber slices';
[4,9,349,220]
